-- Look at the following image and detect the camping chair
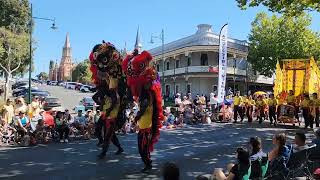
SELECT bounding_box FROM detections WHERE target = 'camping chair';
[286,148,314,179]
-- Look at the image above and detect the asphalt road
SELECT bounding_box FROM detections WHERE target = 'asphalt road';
[0,86,317,180]
[39,84,94,113]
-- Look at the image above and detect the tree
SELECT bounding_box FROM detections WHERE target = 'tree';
[0,0,31,32]
[72,59,92,84]
[248,12,320,77]
[0,28,29,100]
[37,72,48,80]
[236,0,320,16]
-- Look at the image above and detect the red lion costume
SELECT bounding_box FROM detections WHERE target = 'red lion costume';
[122,49,163,171]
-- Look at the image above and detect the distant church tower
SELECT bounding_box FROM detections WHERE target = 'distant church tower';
[58,33,73,81]
[134,26,142,51]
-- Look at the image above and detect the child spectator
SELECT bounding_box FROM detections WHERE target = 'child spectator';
[293,132,309,152]
[16,111,30,137]
[55,111,69,143]
[34,119,48,143]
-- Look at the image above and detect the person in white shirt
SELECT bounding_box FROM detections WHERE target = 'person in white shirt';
[209,93,218,113]
[293,132,309,153]
[174,93,182,107]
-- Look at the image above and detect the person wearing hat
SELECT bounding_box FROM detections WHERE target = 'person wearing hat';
[1,99,14,125]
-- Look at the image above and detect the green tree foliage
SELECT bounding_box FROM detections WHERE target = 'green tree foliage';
[72,59,92,84]
[37,72,48,80]
[248,12,320,77]
[0,0,30,32]
[236,0,320,16]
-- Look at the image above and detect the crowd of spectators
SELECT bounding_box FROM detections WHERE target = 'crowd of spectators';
[160,130,320,180]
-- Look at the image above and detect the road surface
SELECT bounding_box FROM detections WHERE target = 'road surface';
[0,85,316,179]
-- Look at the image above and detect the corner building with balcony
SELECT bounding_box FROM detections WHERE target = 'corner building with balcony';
[150,24,270,98]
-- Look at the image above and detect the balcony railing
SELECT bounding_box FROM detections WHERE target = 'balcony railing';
[158,66,246,77]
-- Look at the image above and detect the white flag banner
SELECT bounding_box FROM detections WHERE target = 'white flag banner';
[217,24,228,103]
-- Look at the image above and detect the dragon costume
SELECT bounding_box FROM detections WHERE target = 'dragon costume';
[122,49,164,171]
[89,41,130,158]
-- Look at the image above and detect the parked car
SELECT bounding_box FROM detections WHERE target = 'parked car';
[79,85,92,93]
[13,88,43,97]
[58,81,65,86]
[65,82,77,89]
[42,97,61,110]
[49,81,58,86]
[80,97,95,110]
[12,81,27,89]
[24,91,50,102]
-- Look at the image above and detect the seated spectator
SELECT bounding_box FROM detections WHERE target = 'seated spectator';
[161,162,180,180]
[213,147,250,180]
[0,119,16,145]
[74,110,87,133]
[174,114,184,127]
[34,119,48,143]
[267,133,291,179]
[14,98,28,116]
[293,132,309,153]
[312,128,320,146]
[55,111,69,143]
[218,105,233,122]
[16,111,30,137]
[163,107,176,128]
[183,104,193,124]
[84,110,94,138]
[249,137,268,179]
[64,109,72,123]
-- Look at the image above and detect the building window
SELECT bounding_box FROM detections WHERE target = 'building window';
[201,53,208,66]
[175,84,179,94]
[165,85,170,97]
[166,61,170,70]
[156,64,160,72]
[187,57,191,66]
[175,60,180,68]
[187,84,191,93]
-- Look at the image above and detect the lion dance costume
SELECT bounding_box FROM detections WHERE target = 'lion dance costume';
[89,41,130,158]
[122,49,164,171]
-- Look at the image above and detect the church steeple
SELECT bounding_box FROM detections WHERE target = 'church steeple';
[134,26,142,52]
[62,33,72,58]
[64,32,71,48]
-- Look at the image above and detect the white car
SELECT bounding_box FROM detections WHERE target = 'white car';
[80,85,92,92]
[65,82,76,89]
[49,81,58,86]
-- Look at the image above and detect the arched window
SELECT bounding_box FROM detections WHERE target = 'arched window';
[166,61,170,70]
[201,53,208,66]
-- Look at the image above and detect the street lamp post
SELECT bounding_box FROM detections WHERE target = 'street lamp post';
[150,29,165,90]
[28,3,57,104]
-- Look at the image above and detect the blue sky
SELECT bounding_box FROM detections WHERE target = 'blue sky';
[30,0,320,76]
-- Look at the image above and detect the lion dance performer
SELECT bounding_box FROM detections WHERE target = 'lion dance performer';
[122,48,164,172]
[89,41,130,158]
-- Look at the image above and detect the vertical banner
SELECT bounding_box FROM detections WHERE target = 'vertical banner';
[217,24,228,103]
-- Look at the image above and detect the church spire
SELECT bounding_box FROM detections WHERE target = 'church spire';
[64,32,71,48]
[134,26,142,51]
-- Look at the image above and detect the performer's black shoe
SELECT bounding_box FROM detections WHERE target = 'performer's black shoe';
[141,164,152,173]
[115,147,124,155]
